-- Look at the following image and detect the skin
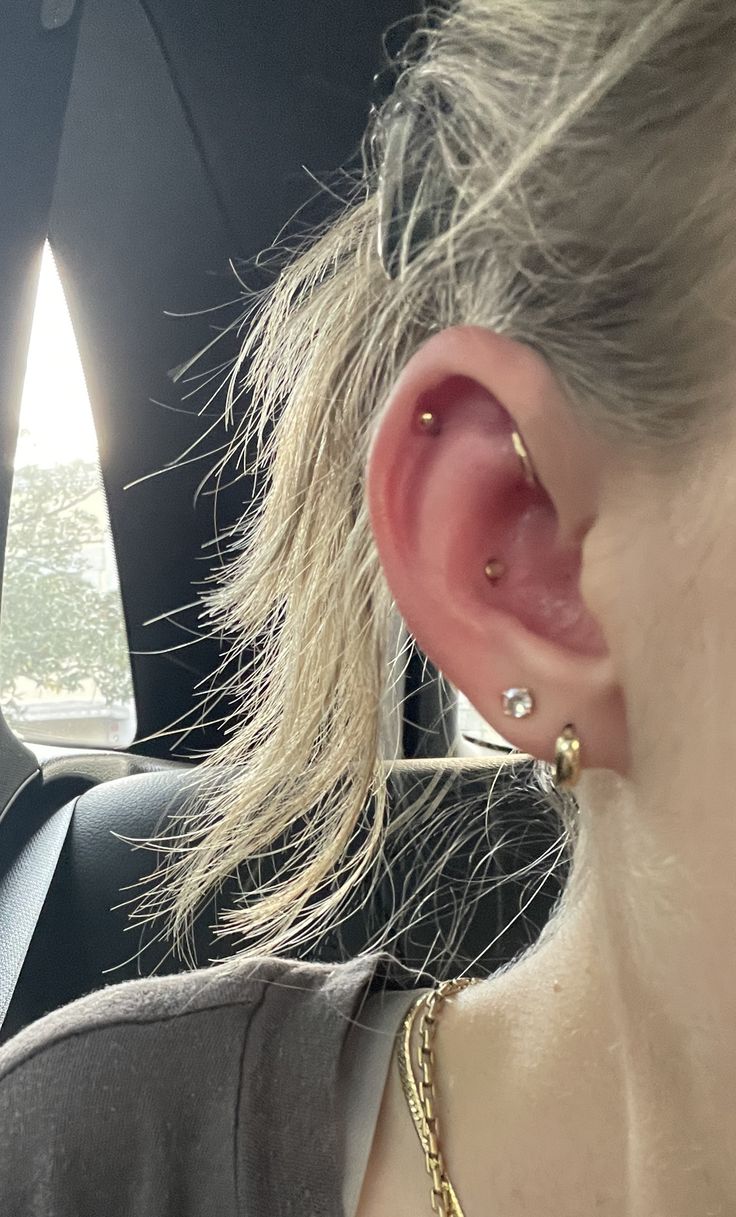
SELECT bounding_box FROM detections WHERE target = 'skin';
[360,325,736,1216]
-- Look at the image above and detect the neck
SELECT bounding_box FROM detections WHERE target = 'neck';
[439,768,735,1217]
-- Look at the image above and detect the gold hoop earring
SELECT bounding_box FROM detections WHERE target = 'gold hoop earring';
[555,724,582,789]
[511,430,536,486]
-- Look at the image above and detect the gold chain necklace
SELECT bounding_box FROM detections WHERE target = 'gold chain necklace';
[397,977,483,1217]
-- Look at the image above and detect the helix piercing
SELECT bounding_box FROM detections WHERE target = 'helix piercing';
[417,410,440,435]
[501,688,535,719]
[511,430,536,486]
[555,724,582,789]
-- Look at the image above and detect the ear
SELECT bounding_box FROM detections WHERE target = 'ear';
[365,325,629,775]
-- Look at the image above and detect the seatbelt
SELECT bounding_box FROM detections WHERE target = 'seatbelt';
[0,797,76,1029]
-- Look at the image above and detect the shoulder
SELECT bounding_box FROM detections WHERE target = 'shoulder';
[0,952,388,1216]
[0,951,384,1080]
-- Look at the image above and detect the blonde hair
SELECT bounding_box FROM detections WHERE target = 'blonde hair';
[136,0,736,965]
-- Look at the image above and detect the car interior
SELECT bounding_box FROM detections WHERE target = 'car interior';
[0,1,566,1047]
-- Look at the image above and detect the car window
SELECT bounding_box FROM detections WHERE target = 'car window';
[0,242,136,748]
[457,689,512,750]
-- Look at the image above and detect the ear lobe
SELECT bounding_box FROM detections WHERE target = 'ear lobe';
[366,329,630,777]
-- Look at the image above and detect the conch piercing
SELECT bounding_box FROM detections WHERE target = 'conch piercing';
[555,724,582,789]
[484,560,506,583]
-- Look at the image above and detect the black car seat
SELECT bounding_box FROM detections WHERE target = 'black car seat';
[1,754,567,1043]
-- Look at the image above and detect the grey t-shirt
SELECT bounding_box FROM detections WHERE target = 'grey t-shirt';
[0,953,420,1216]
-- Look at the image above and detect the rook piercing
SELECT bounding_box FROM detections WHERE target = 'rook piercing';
[555,724,582,789]
[502,688,535,719]
[511,430,536,486]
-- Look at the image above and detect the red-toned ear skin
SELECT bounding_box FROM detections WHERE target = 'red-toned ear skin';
[365,326,630,776]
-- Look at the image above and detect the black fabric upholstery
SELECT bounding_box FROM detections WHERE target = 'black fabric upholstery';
[2,759,567,1042]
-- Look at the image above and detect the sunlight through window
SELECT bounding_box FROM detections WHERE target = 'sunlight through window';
[0,242,136,748]
[457,690,512,751]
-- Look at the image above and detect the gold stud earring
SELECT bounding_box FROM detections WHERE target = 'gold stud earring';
[555,724,582,789]
[417,410,440,435]
[484,560,506,583]
[511,430,536,486]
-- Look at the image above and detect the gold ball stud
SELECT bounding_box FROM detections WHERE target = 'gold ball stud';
[484,560,506,583]
[418,410,440,435]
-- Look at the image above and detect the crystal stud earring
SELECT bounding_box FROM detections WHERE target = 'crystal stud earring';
[502,688,535,719]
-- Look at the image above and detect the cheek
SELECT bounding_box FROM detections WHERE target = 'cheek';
[581,506,684,701]
[592,478,735,759]
[583,444,736,780]
[579,519,634,656]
